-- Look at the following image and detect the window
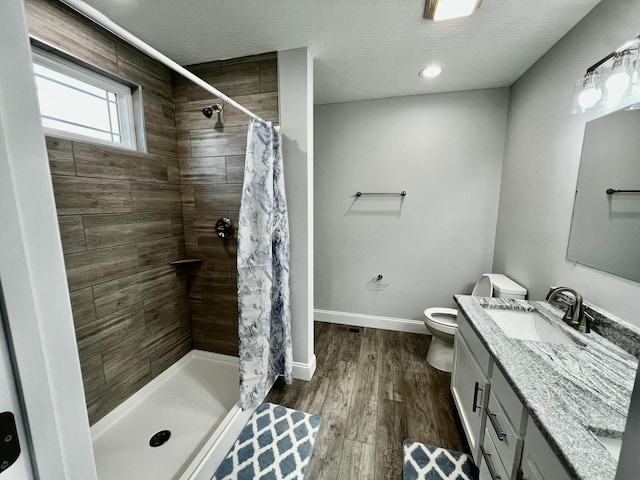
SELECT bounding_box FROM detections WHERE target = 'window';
[32,48,141,150]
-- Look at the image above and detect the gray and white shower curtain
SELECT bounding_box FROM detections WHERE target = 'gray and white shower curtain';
[237,119,293,409]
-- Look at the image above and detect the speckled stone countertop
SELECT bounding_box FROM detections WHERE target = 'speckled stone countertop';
[454,295,638,480]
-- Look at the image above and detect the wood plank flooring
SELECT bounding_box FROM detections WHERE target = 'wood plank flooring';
[265,322,468,480]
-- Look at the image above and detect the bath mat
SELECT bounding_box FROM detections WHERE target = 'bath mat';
[403,440,478,480]
[212,402,321,480]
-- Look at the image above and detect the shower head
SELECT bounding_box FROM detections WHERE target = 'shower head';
[202,104,223,118]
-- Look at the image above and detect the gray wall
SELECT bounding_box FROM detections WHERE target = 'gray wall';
[493,0,640,326]
[315,89,509,320]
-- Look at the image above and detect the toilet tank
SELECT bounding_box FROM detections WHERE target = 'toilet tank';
[486,274,527,300]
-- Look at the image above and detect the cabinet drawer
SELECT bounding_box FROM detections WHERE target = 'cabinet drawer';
[486,392,522,479]
[457,312,492,375]
[491,367,525,433]
[480,427,509,480]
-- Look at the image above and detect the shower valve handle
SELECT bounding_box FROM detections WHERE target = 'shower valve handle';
[215,218,234,240]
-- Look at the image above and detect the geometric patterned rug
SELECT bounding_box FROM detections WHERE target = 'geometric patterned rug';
[402,440,478,480]
[212,403,322,480]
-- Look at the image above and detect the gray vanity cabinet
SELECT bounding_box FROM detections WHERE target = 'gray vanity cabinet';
[452,315,522,479]
[452,311,573,480]
[451,313,491,462]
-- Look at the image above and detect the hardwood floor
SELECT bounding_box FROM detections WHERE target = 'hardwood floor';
[264,322,468,480]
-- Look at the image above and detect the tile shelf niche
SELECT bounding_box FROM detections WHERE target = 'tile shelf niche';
[169,258,203,266]
[169,259,203,291]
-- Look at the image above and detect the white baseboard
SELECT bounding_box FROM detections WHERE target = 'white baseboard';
[292,354,316,381]
[314,309,429,334]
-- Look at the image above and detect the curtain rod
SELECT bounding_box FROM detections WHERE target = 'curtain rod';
[61,0,265,123]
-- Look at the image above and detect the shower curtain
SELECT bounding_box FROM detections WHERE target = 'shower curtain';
[237,119,293,409]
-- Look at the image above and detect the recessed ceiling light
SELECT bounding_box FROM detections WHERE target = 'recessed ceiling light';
[424,0,483,21]
[419,65,442,79]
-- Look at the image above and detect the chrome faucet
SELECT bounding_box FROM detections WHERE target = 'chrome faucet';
[546,287,590,333]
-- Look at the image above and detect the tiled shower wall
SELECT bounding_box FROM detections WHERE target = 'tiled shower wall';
[172,55,279,355]
[25,0,191,424]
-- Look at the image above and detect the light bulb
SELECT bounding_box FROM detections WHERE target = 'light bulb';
[419,65,442,78]
[603,50,636,104]
[578,86,602,109]
[605,71,631,102]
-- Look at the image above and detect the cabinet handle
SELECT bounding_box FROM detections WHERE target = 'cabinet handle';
[472,382,484,413]
[480,445,502,480]
[486,406,507,441]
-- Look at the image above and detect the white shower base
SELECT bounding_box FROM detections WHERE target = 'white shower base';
[91,350,257,480]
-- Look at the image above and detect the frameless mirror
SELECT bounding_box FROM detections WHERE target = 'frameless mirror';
[567,105,640,282]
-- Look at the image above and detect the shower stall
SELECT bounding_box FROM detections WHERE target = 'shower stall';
[1,0,314,478]
[0,0,313,479]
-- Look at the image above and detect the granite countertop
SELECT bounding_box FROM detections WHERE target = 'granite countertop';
[454,295,638,480]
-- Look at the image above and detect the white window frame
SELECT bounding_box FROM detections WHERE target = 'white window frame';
[32,47,139,151]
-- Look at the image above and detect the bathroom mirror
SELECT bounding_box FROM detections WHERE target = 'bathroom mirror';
[567,105,640,282]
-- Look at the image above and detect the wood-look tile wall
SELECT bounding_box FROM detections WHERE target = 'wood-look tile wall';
[172,54,279,355]
[25,0,191,424]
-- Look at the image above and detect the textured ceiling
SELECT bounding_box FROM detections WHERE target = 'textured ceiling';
[79,0,602,104]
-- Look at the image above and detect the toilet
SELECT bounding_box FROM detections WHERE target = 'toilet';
[423,274,527,372]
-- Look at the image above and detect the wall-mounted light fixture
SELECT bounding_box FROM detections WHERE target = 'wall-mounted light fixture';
[573,35,640,113]
[424,0,483,21]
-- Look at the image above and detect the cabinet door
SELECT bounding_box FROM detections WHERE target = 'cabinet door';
[451,332,490,461]
[519,417,572,480]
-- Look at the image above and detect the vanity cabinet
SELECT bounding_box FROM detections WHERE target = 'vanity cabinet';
[453,311,522,479]
[452,311,573,480]
[451,315,490,463]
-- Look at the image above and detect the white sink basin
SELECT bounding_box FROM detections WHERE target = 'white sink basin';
[484,309,576,345]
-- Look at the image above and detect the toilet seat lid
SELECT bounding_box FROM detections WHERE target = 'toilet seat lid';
[471,275,494,297]
[424,307,458,327]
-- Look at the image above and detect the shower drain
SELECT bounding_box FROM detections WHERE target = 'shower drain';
[149,430,171,447]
